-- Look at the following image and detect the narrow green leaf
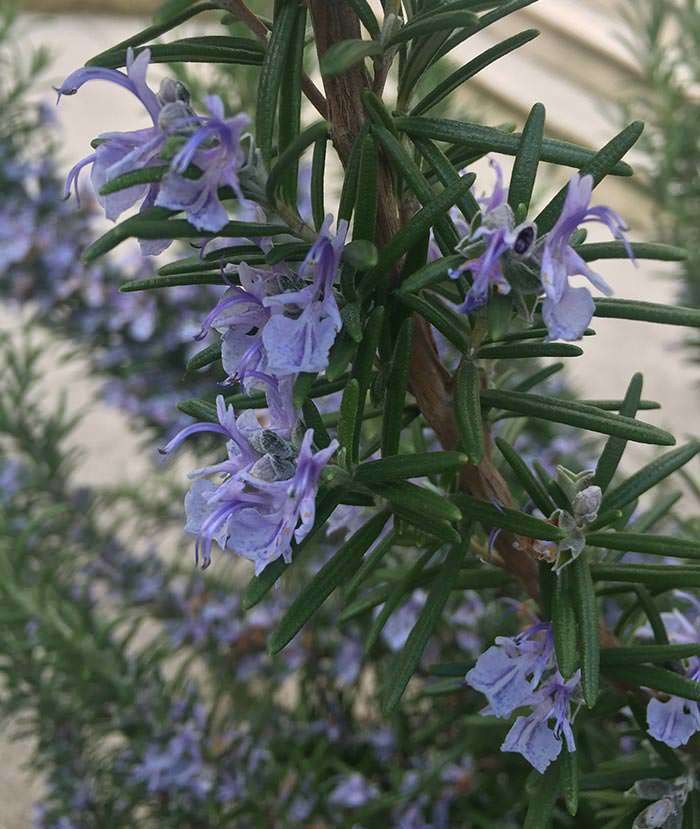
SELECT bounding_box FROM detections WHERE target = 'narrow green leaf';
[586,531,700,560]
[603,442,700,512]
[302,399,331,450]
[339,379,361,460]
[382,538,469,714]
[477,342,583,360]
[186,343,221,372]
[594,373,643,492]
[277,6,306,203]
[593,298,700,328]
[120,273,225,291]
[397,291,471,353]
[346,0,381,38]
[395,117,633,176]
[411,29,538,117]
[256,1,298,165]
[86,2,221,64]
[480,389,675,447]
[603,664,700,702]
[378,481,462,524]
[552,568,577,679]
[337,127,368,223]
[356,451,468,484]
[371,125,457,253]
[508,102,545,213]
[83,214,290,262]
[536,122,644,233]
[495,437,556,516]
[88,38,264,69]
[413,139,480,220]
[242,489,342,610]
[99,164,168,196]
[571,556,600,707]
[311,137,327,232]
[353,134,379,243]
[455,494,563,540]
[512,362,564,394]
[343,530,396,605]
[320,38,382,77]
[560,747,579,817]
[266,121,330,203]
[366,548,436,655]
[343,240,378,271]
[397,256,462,295]
[372,174,476,276]
[455,359,484,463]
[591,564,700,589]
[387,11,478,47]
[577,241,687,262]
[382,318,413,457]
[524,763,560,829]
[600,644,700,666]
[631,491,683,533]
[268,511,390,654]
[351,306,385,459]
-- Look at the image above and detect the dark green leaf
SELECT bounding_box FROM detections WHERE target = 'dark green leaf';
[396,255,463,295]
[382,318,413,457]
[480,389,675,446]
[495,437,556,516]
[577,241,687,262]
[186,343,221,372]
[387,11,478,47]
[455,359,484,463]
[552,567,577,679]
[120,273,225,291]
[603,664,700,702]
[378,481,462,524]
[356,451,468,484]
[87,38,264,70]
[411,30,539,116]
[353,134,379,243]
[395,117,633,176]
[382,538,469,714]
[266,121,330,203]
[524,762,560,829]
[477,342,583,359]
[560,747,579,817]
[508,102,545,213]
[256,1,298,165]
[454,493,563,540]
[586,531,700,560]
[591,564,700,589]
[594,373,643,492]
[571,556,599,707]
[593,298,700,328]
[603,442,700,512]
[397,291,471,353]
[320,38,382,77]
[311,137,327,231]
[536,121,644,233]
[268,510,390,653]
[600,644,700,666]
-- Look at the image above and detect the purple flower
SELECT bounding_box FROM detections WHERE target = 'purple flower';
[647,692,700,749]
[540,173,634,341]
[501,671,580,773]
[156,95,250,232]
[328,773,379,808]
[466,622,554,717]
[163,395,337,573]
[449,159,536,312]
[57,49,170,225]
[379,590,427,652]
[262,216,348,374]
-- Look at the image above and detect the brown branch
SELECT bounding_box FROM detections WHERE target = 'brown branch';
[307,0,541,601]
[218,0,329,119]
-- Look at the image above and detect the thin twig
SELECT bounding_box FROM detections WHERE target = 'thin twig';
[217,0,329,119]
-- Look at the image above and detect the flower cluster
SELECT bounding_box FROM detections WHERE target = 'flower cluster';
[466,621,581,773]
[161,394,338,573]
[450,159,635,340]
[57,48,250,250]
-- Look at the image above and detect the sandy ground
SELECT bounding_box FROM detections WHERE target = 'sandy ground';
[0,6,698,825]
